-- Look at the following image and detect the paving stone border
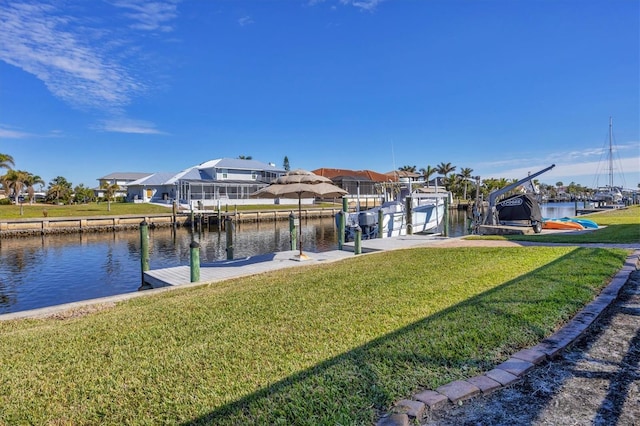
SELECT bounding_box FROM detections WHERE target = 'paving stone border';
[376,250,640,426]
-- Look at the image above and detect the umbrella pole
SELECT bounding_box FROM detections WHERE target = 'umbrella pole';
[298,195,303,257]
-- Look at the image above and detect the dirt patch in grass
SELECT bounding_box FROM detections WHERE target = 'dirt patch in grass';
[45,302,117,320]
[422,268,640,426]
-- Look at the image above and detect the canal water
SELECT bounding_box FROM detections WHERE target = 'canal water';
[0,204,578,315]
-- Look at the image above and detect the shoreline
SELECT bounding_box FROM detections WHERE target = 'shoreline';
[0,208,341,238]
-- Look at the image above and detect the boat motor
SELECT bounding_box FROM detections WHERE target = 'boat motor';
[358,211,378,239]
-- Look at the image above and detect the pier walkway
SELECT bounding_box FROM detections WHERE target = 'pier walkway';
[143,234,449,288]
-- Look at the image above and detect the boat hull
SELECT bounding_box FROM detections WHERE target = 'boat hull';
[341,193,448,241]
[542,220,585,230]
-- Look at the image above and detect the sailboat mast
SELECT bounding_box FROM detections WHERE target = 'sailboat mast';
[608,116,614,188]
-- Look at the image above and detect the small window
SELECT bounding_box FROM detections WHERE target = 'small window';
[221,169,228,179]
[251,171,257,180]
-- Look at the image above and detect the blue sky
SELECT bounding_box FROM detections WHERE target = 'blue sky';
[1,0,638,190]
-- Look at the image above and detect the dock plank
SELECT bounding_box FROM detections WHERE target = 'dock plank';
[143,235,449,288]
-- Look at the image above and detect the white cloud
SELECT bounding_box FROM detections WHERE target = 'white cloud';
[110,0,180,32]
[0,126,32,139]
[0,1,179,114]
[99,118,166,135]
[340,0,385,11]
[238,15,254,27]
[309,0,384,11]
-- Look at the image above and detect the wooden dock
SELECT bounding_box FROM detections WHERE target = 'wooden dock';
[143,234,449,288]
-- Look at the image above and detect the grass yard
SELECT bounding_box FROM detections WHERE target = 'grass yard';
[0,202,340,219]
[0,246,631,424]
[0,202,172,219]
[474,205,640,244]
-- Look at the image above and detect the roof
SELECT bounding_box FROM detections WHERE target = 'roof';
[128,173,176,186]
[384,170,421,179]
[312,168,392,182]
[124,158,285,187]
[198,158,284,172]
[98,172,153,181]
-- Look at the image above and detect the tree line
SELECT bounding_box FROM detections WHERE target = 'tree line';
[397,162,596,201]
[1,151,596,207]
[0,153,118,206]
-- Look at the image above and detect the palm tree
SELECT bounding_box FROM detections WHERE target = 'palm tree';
[101,182,120,212]
[419,165,436,187]
[238,155,252,160]
[2,169,29,204]
[458,167,473,200]
[283,156,290,171]
[46,176,73,204]
[0,153,15,170]
[446,173,463,198]
[398,165,417,172]
[74,184,95,203]
[24,173,45,204]
[436,162,456,189]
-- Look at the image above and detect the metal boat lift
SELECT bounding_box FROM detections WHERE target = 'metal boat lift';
[472,164,555,233]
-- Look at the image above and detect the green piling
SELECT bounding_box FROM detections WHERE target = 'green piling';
[190,241,200,282]
[337,211,345,250]
[289,212,297,251]
[225,217,234,260]
[354,226,362,255]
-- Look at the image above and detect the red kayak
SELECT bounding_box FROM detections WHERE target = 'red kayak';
[542,220,585,230]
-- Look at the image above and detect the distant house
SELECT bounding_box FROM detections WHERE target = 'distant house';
[96,172,153,199]
[125,158,286,208]
[384,170,421,181]
[313,168,392,194]
[312,168,403,203]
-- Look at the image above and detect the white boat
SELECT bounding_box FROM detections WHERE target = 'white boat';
[592,186,623,204]
[592,117,625,205]
[340,191,450,241]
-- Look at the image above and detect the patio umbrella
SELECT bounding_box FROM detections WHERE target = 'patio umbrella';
[251,169,348,260]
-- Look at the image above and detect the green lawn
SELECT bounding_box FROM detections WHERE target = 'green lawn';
[0,246,631,424]
[0,205,637,424]
[0,202,172,219]
[471,205,640,244]
[0,202,340,219]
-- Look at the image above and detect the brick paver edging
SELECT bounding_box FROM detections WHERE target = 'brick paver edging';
[376,250,640,426]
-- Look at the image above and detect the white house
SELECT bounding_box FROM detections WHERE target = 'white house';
[125,158,286,208]
[96,172,153,199]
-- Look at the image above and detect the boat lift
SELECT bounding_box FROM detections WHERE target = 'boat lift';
[473,164,555,233]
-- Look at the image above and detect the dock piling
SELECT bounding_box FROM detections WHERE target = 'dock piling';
[139,220,150,289]
[225,217,234,260]
[405,197,413,235]
[336,211,345,250]
[289,212,297,251]
[443,197,450,237]
[190,241,200,282]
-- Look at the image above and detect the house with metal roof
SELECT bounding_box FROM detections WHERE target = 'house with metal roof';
[96,172,153,199]
[125,158,286,208]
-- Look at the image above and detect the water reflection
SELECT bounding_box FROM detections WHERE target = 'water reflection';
[0,217,340,314]
[0,204,572,315]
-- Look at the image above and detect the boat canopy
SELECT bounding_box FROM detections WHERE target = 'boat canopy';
[496,193,542,223]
